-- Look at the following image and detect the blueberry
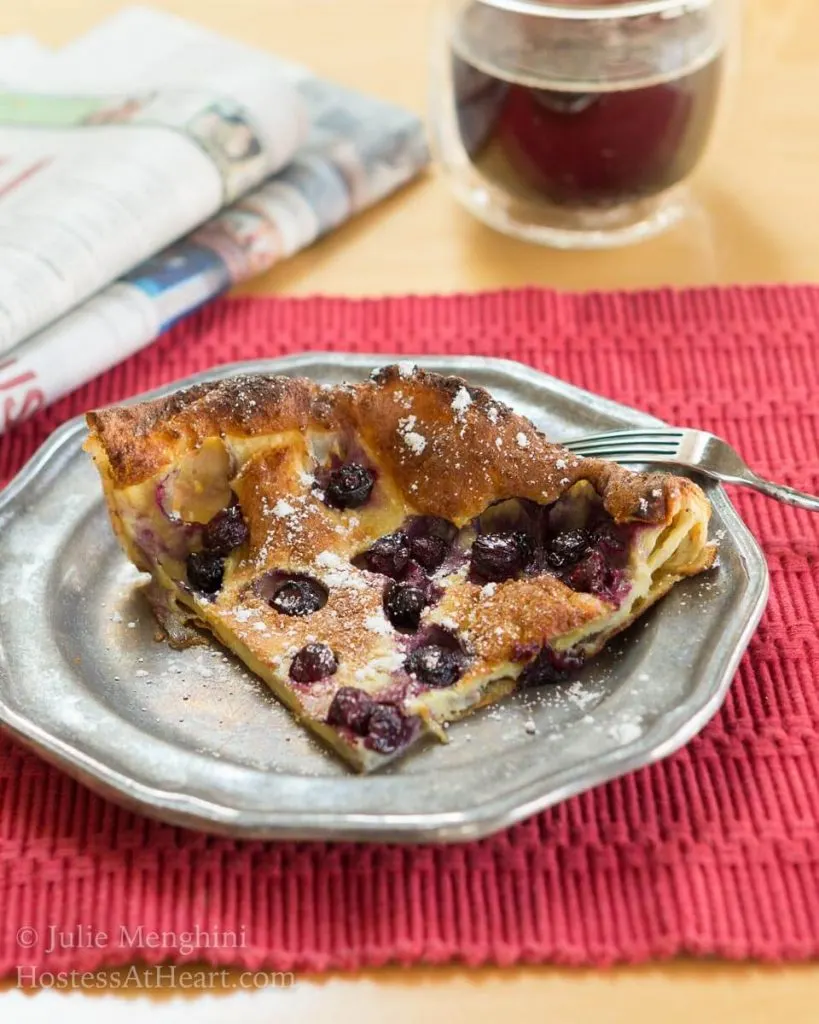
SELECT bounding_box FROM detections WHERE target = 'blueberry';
[203,503,249,555]
[186,551,225,594]
[363,531,411,578]
[552,649,585,674]
[384,582,427,630]
[407,517,455,570]
[405,644,464,688]
[410,533,450,571]
[325,463,374,509]
[593,521,628,557]
[519,646,584,688]
[289,643,338,683]
[365,704,406,754]
[470,531,532,581]
[544,528,590,569]
[270,578,327,617]
[327,686,373,734]
[564,549,608,595]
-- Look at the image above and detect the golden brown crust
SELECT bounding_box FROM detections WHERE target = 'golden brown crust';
[433,574,607,674]
[232,447,341,569]
[345,366,673,525]
[87,367,675,527]
[86,375,323,488]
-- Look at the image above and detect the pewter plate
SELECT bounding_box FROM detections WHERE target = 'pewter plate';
[0,355,768,842]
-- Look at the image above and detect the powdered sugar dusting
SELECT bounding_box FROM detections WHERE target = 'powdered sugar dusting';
[398,414,427,455]
[404,431,426,455]
[566,682,599,710]
[397,361,416,379]
[315,550,368,591]
[315,551,343,569]
[364,614,393,636]
[254,493,316,566]
[353,650,405,686]
[516,432,529,449]
[451,387,472,417]
[608,719,642,744]
[436,615,458,631]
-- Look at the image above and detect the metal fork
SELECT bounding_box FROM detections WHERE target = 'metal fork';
[565,428,819,512]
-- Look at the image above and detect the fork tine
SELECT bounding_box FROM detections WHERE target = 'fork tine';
[569,450,671,462]
[568,437,679,448]
[563,428,685,461]
[568,441,680,456]
[569,450,678,461]
[564,428,683,444]
[569,451,676,462]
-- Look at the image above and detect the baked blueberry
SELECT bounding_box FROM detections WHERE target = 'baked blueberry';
[327,686,373,734]
[407,516,456,571]
[203,503,249,555]
[518,646,584,688]
[544,527,590,569]
[593,520,628,557]
[410,533,450,571]
[325,463,374,509]
[186,551,225,594]
[470,531,532,581]
[405,644,464,688]
[564,549,608,595]
[270,577,328,617]
[289,643,338,683]
[365,704,406,754]
[363,531,411,578]
[384,581,427,630]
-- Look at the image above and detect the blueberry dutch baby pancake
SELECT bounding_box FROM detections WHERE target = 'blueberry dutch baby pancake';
[85,365,717,772]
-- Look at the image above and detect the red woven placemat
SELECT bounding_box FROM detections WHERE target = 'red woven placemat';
[0,287,818,975]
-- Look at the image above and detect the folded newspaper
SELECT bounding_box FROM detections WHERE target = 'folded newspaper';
[0,7,429,435]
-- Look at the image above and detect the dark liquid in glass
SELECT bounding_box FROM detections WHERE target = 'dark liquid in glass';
[452,48,723,208]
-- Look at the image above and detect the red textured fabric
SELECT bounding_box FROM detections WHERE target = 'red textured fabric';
[0,287,818,975]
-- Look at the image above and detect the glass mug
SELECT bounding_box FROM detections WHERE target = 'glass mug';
[430,0,735,248]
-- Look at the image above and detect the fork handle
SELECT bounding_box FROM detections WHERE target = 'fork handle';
[743,471,819,512]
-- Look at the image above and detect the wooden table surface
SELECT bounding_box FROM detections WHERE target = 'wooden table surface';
[1,0,818,1018]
